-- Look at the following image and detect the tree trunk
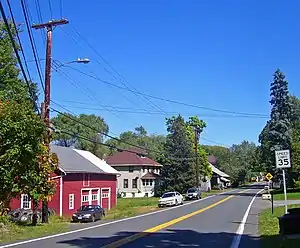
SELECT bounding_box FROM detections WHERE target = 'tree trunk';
[42,200,48,223]
[32,200,38,226]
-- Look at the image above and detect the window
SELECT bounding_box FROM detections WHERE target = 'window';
[132,179,137,188]
[83,173,90,187]
[21,194,31,209]
[69,194,74,210]
[123,179,128,188]
[82,195,89,203]
[129,166,134,172]
[142,179,153,186]
[92,194,98,201]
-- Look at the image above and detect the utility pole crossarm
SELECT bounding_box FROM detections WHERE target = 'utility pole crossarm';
[32,19,69,30]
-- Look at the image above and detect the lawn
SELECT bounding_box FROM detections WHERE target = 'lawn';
[0,215,69,244]
[272,189,300,201]
[105,197,160,220]
[259,204,300,248]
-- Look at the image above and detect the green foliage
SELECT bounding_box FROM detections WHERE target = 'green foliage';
[203,141,260,185]
[259,69,292,178]
[51,113,109,158]
[158,115,196,194]
[185,116,212,180]
[0,20,57,214]
[106,126,166,161]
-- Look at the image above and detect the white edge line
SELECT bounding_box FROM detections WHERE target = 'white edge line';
[229,188,264,248]
[0,192,227,248]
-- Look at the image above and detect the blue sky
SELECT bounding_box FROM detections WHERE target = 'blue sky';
[6,0,300,147]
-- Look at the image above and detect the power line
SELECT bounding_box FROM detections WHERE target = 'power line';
[50,107,155,153]
[0,1,38,111]
[34,0,46,46]
[63,25,168,115]
[65,66,269,117]
[52,61,141,127]
[53,102,268,119]
[58,129,201,162]
[6,0,32,82]
[48,0,53,19]
[20,0,45,92]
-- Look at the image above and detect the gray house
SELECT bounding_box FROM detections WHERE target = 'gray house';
[105,150,162,198]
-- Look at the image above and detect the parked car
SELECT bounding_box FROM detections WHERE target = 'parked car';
[158,192,183,207]
[72,205,105,222]
[185,188,201,200]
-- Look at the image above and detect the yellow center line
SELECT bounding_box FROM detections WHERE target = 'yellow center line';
[102,193,238,248]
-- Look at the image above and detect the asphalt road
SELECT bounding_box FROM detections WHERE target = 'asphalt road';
[1,184,265,248]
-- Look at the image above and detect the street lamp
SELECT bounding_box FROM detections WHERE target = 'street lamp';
[53,58,90,70]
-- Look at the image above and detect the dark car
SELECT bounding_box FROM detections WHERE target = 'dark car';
[185,188,201,200]
[72,205,105,222]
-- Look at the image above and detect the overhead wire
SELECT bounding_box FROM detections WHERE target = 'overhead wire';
[6,0,32,83]
[48,0,53,19]
[34,0,46,46]
[64,65,269,117]
[0,1,39,111]
[57,27,155,114]
[52,101,268,119]
[20,0,45,92]
[62,25,168,115]
[51,60,141,127]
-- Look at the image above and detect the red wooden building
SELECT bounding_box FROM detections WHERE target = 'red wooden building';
[10,145,120,216]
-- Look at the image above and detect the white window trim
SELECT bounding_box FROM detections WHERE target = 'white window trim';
[82,195,89,203]
[69,194,74,210]
[20,194,31,209]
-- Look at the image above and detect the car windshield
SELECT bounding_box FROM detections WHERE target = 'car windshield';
[78,205,96,211]
[187,188,197,193]
[162,193,175,198]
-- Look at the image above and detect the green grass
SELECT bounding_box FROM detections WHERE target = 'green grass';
[0,215,69,244]
[259,204,300,248]
[105,197,159,220]
[272,189,300,201]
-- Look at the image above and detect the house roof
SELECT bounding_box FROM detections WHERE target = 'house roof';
[208,155,217,165]
[209,163,230,178]
[50,145,120,175]
[141,172,161,179]
[105,150,162,167]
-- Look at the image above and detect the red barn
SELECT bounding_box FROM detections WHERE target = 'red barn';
[10,145,120,216]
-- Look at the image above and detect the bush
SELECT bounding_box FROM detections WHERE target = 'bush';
[293,179,300,189]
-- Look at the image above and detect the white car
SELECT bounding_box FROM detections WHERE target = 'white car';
[158,191,183,207]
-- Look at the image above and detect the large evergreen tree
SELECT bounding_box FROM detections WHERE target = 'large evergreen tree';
[259,69,292,177]
[158,115,197,194]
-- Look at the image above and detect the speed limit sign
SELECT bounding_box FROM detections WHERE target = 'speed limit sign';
[275,150,291,169]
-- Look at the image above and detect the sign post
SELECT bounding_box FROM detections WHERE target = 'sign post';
[275,150,291,214]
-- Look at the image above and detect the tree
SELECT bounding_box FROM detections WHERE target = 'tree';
[105,126,166,161]
[290,96,300,178]
[51,113,109,158]
[0,21,58,222]
[259,69,292,178]
[185,116,212,182]
[159,116,197,194]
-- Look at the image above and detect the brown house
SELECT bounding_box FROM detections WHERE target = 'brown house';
[105,150,162,198]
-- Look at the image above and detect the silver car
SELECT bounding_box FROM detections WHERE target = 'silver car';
[186,188,201,200]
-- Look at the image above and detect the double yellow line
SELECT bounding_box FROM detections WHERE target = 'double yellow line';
[102,192,240,248]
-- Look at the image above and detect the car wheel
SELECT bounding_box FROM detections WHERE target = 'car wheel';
[92,215,95,222]
[175,199,178,206]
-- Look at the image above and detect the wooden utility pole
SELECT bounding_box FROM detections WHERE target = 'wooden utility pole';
[194,127,200,187]
[32,19,68,223]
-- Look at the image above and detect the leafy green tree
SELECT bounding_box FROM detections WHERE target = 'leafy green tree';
[290,96,300,178]
[0,21,58,222]
[106,126,166,161]
[51,113,109,158]
[185,116,212,181]
[158,115,197,194]
[259,69,292,178]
